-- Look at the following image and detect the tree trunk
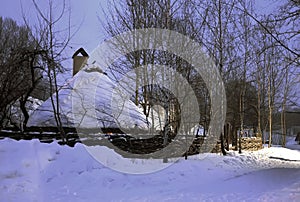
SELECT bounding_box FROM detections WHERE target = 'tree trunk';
[268,76,272,148]
[220,133,227,155]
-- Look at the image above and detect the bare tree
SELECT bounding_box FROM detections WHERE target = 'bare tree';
[236,0,255,153]
[29,0,74,142]
[100,0,299,155]
[0,17,44,130]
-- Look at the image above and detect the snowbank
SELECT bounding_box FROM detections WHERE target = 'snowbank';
[0,138,299,201]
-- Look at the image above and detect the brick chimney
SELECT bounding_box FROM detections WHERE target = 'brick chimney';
[72,48,89,76]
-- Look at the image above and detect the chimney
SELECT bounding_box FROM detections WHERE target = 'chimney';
[72,48,89,76]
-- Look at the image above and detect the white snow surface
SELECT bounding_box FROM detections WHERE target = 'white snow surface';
[27,67,148,130]
[1,137,300,201]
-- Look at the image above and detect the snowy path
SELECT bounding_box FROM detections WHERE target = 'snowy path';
[0,138,300,201]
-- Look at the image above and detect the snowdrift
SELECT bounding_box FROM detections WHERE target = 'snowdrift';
[0,137,299,201]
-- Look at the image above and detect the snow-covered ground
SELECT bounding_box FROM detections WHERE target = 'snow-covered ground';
[0,137,299,201]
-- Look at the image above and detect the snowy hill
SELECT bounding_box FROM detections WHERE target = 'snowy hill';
[27,64,148,131]
[0,137,299,201]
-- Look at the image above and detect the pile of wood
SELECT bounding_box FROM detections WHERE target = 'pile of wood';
[185,137,263,155]
[240,137,263,151]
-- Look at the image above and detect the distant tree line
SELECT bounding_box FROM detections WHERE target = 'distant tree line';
[100,0,299,150]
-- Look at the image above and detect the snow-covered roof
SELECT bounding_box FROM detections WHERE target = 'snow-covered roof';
[27,64,149,131]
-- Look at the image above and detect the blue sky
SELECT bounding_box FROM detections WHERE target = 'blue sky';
[1,0,278,56]
[1,0,107,57]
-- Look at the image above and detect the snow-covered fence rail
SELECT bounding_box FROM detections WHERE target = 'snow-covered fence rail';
[0,127,81,146]
[0,126,121,146]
